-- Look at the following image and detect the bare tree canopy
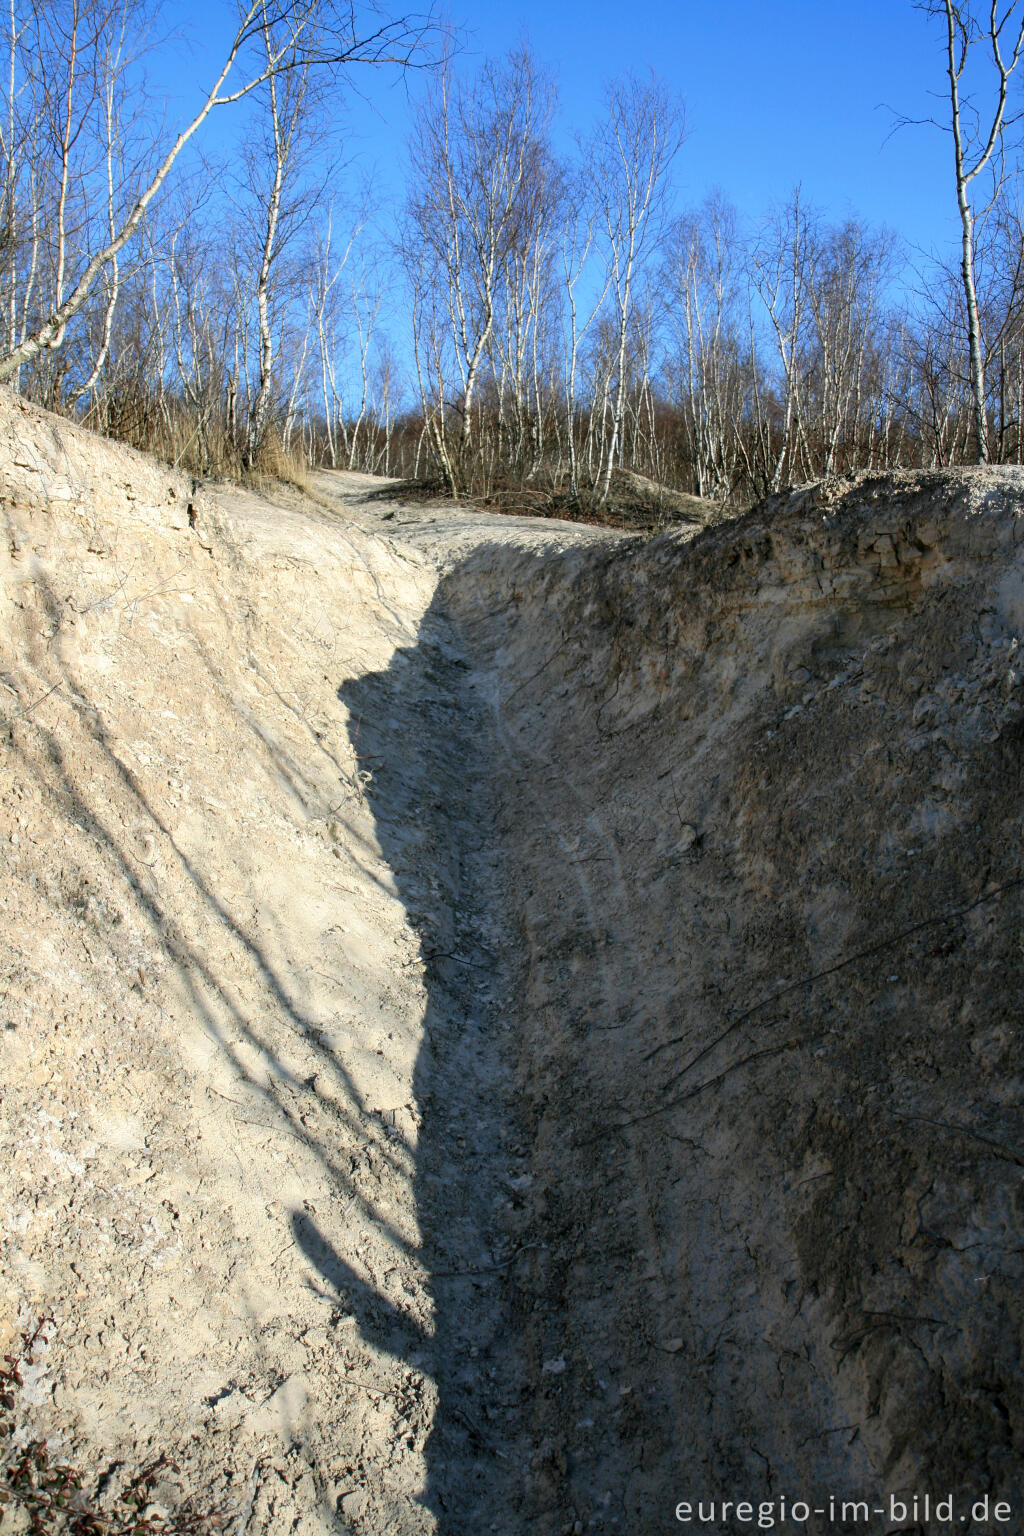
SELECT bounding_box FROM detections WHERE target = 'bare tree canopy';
[915,0,1024,461]
[0,0,437,382]
[402,45,559,491]
[586,74,685,500]
[8,13,1024,515]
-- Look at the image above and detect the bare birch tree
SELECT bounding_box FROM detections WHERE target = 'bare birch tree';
[404,46,556,487]
[0,0,435,383]
[747,190,814,490]
[560,169,610,499]
[237,16,325,468]
[917,0,1024,461]
[803,219,899,475]
[587,73,684,501]
[661,194,748,499]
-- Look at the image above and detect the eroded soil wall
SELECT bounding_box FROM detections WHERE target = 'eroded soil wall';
[440,473,1024,1530]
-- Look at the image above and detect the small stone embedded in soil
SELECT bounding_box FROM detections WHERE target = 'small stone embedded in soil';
[339,1487,368,1519]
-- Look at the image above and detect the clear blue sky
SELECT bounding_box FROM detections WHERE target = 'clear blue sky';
[157,0,960,268]
[450,0,956,259]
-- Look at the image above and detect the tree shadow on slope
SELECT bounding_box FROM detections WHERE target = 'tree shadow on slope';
[0,540,479,1528]
[339,599,537,1535]
[0,526,539,1531]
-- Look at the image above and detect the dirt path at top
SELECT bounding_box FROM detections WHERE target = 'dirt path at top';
[2,404,1023,1536]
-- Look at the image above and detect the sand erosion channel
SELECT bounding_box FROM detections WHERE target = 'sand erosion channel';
[1,397,1022,1536]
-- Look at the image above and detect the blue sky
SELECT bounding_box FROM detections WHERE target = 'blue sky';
[158,0,961,269]
[451,0,956,258]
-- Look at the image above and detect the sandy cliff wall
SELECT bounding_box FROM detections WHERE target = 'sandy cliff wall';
[0,394,447,1534]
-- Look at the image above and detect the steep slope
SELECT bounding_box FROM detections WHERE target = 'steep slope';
[0,395,454,1533]
[433,472,1024,1530]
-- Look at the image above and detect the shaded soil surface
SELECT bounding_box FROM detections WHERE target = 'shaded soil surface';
[1,395,1022,1536]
